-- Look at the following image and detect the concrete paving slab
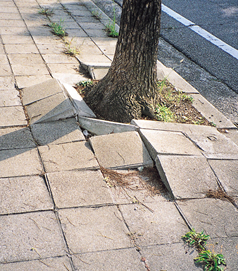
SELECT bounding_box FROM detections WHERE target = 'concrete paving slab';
[76,54,112,66]
[177,198,238,238]
[141,243,199,271]
[208,160,238,197]
[78,116,138,135]
[48,63,79,74]
[139,129,202,160]
[26,93,75,124]
[0,175,53,215]
[89,131,154,169]
[0,147,43,177]
[21,78,64,106]
[119,201,188,246]
[155,155,219,199]
[0,89,21,106]
[0,27,29,36]
[0,127,36,150]
[191,93,235,128]
[42,54,78,64]
[0,211,66,263]
[0,76,15,90]
[47,170,113,208]
[0,64,12,76]
[12,64,49,76]
[15,74,52,89]
[0,13,22,20]
[0,106,27,127]
[0,256,72,271]
[58,206,131,253]
[72,248,144,271]
[185,126,238,159]
[33,35,62,45]
[1,34,34,44]
[36,43,66,54]
[31,118,84,145]
[4,43,39,54]
[62,84,96,118]
[38,141,98,172]
[52,73,87,86]
[0,54,9,65]
[8,53,44,65]
[219,128,238,146]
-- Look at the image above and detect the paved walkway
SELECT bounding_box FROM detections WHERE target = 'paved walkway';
[0,0,238,270]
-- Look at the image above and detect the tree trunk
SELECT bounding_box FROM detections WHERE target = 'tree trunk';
[84,0,161,123]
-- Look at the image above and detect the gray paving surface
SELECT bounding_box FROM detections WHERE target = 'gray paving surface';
[0,0,237,270]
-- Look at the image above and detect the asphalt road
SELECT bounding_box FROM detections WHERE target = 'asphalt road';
[92,0,238,124]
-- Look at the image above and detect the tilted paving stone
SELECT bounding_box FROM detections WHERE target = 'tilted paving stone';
[177,198,238,238]
[0,256,72,271]
[119,200,188,247]
[72,248,145,271]
[31,118,85,146]
[89,131,154,169]
[0,211,67,263]
[38,141,98,172]
[0,106,27,127]
[58,206,132,253]
[0,127,36,150]
[139,129,202,160]
[15,74,52,89]
[141,243,199,271]
[155,155,219,199]
[0,147,43,177]
[47,170,113,208]
[221,128,238,146]
[26,93,75,124]
[208,159,238,197]
[0,175,53,215]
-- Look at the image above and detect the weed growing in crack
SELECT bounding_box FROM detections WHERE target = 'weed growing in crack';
[49,19,67,37]
[182,228,210,250]
[38,7,54,16]
[105,4,118,37]
[64,38,80,56]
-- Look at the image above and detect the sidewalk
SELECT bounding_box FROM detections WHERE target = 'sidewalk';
[0,0,238,270]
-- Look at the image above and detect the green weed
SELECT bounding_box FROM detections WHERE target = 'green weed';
[182,228,210,250]
[194,250,226,271]
[155,104,174,122]
[77,80,93,87]
[49,20,66,37]
[105,5,118,37]
[64,38,80,56]
[38,7,54,16]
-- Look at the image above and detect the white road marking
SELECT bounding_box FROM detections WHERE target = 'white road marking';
[162,4,238,60]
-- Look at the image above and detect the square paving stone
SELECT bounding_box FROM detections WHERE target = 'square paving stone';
[31,118,84,145]
[26,93,75,124]
[208,160,238,197]
[89,131,154,169]
[0,256,72,271]
[8,53,45,65]
[47,170,113,208]
[185,127,238,159]
[139,129,202,160]
[0,147,43,177]
[177,198,238,238]
[0,89,21,106]
[42,54,78,64]
[141,243,199,271]
[38,141,98,172]
[22,78,64,106]
[72,248,144,271]
[15,74,52,89]
[0,175,53,214]
[0,106,27,127]
[0,127,35,150]
[0,211,66,263]
[0,76,15,90]
[58,206,131,253]
[0,64,12,76]
[1,34,33,44]
[4,43,39,54]
[155,155,219,199]
[119,201,188,247]
[12,64,49,76]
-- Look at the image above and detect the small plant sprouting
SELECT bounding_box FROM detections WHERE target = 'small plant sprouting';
[64,38,80,56]
[38,7,54,16]
[77,80,93,87]
[194,250,226,271]
[92,10,102,20]
[49,20,67,37]
[182,228,210,250]
[105,5,118,37]
[182,229,226,271]
[155,104,174,122]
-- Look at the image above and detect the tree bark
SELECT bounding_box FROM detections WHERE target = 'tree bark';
[84,0,161,123]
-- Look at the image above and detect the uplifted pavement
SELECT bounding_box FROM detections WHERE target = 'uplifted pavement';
[0,0,238,270]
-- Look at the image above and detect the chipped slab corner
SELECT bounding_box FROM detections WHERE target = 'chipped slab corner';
[79,61,111,80]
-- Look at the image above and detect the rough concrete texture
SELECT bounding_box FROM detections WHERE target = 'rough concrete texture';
[72,248,145,271]
[21,78,63,106]
[58,206,131,253]
[0,148,43,177]
[78,116,138,135]
[208,159,238,197]
[0,106,27,127]
[139,129,201,160]
[38,141,98,172]
[0,256,72,271]
[155,155,219,199]
[177,198,238,238]
[47,170,113,208]
[0,211,66,263]
[221,128,238,146]
[0,127,36,150]
[0,175,53,215]
[0,89,21,106]
[31,118,85,145]
[119,201,188,247]
[89,131,154,169]
[26,92,75,124]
